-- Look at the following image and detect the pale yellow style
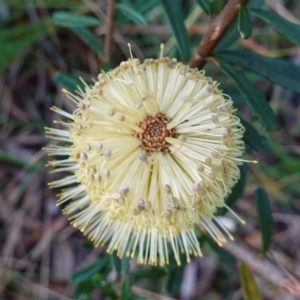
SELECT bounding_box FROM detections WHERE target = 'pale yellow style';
[46,50,245,266]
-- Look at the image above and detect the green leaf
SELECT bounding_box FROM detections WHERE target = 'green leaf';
[70,256,110,285]
[255,187,272,254]
[222,84,245,107]
[218,165,247,215]
[129,267,167,279]
[239,261,263,300]
[0,22,47,73]
[111,253,130,275]
[134,0,159,14]
[250,8,300,48]
[71,27,103,54]
[206,239,236,265]
[93,274,117,298]
[241,120,271,155]
[53,72,85,92]
[194,0,212,15]
[121,279,132,300]
[215,50,300,94]
[51,11,100,27]
[73,280,96,298]
[116,3,147,26]
[211,0,223,14]
[116,0,158,27]
[0,149,41,172]
[217,0,264,50]
[159,0,191,62]
[216,59,277,129]
[238,4,252,39]
[166,265,184,294]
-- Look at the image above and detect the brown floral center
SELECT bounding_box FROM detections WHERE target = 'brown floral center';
[133,113,175,154]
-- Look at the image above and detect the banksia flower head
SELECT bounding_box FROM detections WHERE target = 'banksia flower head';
[46,45,246,266]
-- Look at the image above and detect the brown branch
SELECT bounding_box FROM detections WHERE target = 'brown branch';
[105,0,116,64]
[189,0,249,69]
[223,239,300,297]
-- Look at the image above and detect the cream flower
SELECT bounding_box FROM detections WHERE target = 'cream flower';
[46,48,245,266]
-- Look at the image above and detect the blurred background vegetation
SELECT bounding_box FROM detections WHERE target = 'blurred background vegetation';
[0,0,300,299]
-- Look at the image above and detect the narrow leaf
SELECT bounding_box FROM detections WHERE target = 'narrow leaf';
[216,59,277,129]
[238,4,252,39]
[0,149,41,172]
[239,261,263,300]
[215,50,300,94]
[217,0,264,50]
[111,253,130,275]
[117,0,158,27]
[194,0,212,15]
[93,275,117,297]
[159,0,191,62]
[207,239,236,265]
[53,72,84,92]
[70,256,109,285]
[218,165,247,215]
[117,3,147,26]
[71,27,103,54]
[250,9,300,47]
[166,265,184,294]
[121,279,132,300]
[134,0,159,14]
[241,120,271,155]
[51,11,100,27]
[255,187,272,254]
[129,267,167,279]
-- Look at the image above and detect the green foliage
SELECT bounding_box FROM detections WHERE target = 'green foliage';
[206,239,237,265]
[215,50,300,93]
[0,149,42,172]
[238,4,252,39]
[250,8,300,47]
[53,72,85,92]
[51,11,100,27]
[216,58,277,129]
[241,120,271,155]
[71,27,104,54]
[121,279,132,300]
[194,0,212,15]
[255,187,273,254]
[92,274,118,299]
[217,165,247,215]
[129,266,167,279]
[111,253,130,276]
[70,255,110,285]
[217,0,264,50]
[133,0,159,14]
[117,3,148,26]
[116,0,158,26]
[239,262,263,300]
[0,22,47,73]
[158,0,191,62]
[166,264,185,294]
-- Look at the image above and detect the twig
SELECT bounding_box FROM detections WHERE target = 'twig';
[189,0,249,69]
[223,239,300,296]
[105,0,116,64]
